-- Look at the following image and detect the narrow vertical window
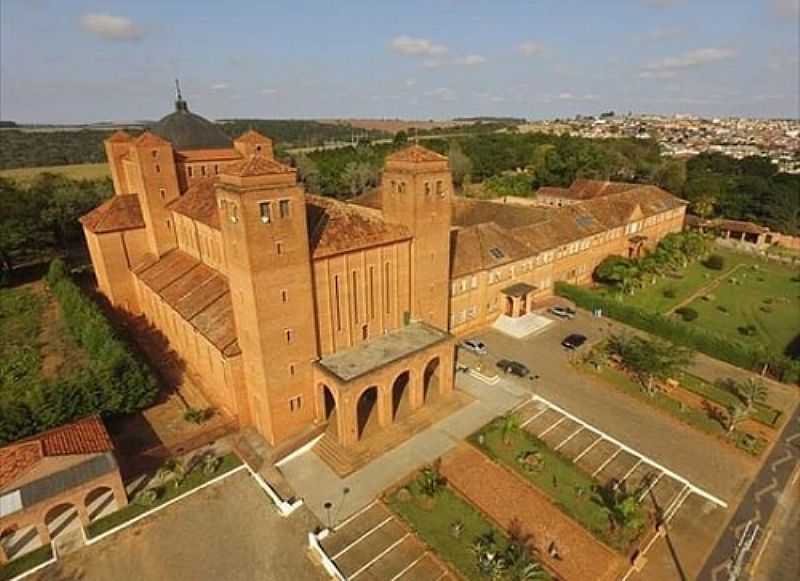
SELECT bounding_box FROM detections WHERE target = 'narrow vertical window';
[188,166,193,177]
[384,262,391,314]
[201,165,207,176]
[288,364,295,377]
[275,241,284,255]
[155,164,161,174]
[334,275,342,331]
[159,188,166,200]
[424,181,431,195]
[285,329,293,344]
[281,289,288,303]
[259,201,271,223]
[214,164,219,175]
[279,199,291,218]
[368,266,375,320]
[352,270,359,323]
[361,324,368,340]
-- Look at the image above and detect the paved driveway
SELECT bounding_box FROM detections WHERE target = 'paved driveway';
[33,471,326,581]
[467,310,757,504]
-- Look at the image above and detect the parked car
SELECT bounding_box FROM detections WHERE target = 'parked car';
[561,333,587,350]
[461,338,488,355]
[549,306,577,319]
[496,359,530,377]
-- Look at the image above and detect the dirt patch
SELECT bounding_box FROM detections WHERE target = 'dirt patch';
[33,283,87,380]
[440,445,627,581]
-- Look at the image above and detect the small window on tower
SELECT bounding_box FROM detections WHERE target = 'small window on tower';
[188,166,193,177]
[279,199,291,218]
[390,180,396,192]
[256,144,263,154]
[276,241,284,255]
[289,395,302,411]
[436,180,444,196]
[424,181,431,195]
[151,150,158,159]
[155,164,161,174]
[230,204,239,224]
[285,328,293,344]
[214,164,219,175]
[160,188,166,200]
[288,364,296,377]
[201,165,207,176]
[259,201,271,223]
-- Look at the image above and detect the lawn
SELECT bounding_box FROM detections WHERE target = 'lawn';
[86,453,243,538]
[682,261,800,356]
[470,420,644,551]
[587,364,767,456]
[388,481,542,581]
[677,372,782,428]
[0,545,53,581]
[0,162,110,182]
[0,286,44,395]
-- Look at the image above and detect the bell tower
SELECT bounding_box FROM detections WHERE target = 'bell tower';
[216,155,318,445]
[381,145,452,330]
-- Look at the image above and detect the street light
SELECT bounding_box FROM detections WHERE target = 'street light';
[323,501,333,529]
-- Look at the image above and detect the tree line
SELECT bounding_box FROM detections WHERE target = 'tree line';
[0,260,157,445]
[0,174,110,278]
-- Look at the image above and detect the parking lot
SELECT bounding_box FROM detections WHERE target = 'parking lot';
[315,502,454,581]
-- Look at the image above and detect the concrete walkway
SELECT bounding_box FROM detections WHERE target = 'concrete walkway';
[278,374,526,524]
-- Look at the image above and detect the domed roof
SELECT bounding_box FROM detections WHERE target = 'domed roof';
[150,96,233,151]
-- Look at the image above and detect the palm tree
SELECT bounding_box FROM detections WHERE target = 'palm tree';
[735,379,768,413]
[592,481,645,532]
[504,541,547,581]
[417,465,445,497]
[726,403,749,434]
[501,414,520,446]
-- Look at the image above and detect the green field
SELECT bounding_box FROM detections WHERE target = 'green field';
[597,248,800,356]
[0,162,110,182]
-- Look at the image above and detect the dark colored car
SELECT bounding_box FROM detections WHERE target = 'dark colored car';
[561,333,588,350]
[496,359,530,377]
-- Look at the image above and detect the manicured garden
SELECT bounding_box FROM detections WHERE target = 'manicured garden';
[470,419,645,552]
[388,468,549,581]
[87,452,242,538]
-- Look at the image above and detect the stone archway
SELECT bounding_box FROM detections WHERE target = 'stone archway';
[505,296,514,316]
[423,357,441,403]
[85,486,117,522]
[391,371,412,422]
[321,384,338,438]
[356,386,380,441]
[44,503,79,540]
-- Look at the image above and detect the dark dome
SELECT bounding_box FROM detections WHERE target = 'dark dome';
[150,98,233,150]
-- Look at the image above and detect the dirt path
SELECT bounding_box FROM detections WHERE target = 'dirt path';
[441,444,627,581]
[666,262,747,315]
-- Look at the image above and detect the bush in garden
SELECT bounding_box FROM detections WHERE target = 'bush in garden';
[704,254,725,270]
[674,307,698,322]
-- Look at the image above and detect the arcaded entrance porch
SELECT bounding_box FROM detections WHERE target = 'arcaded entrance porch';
[501,282,537,318]
[312,323,458,473]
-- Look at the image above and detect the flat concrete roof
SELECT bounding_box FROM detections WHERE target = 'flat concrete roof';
[317,322,450,382]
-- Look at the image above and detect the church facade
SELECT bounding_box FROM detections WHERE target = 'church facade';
[81,97,686,453]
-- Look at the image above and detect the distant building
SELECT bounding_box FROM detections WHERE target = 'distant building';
[80,96,686,461]
[0,416,125,564]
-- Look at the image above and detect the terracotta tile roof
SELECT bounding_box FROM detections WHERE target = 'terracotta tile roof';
[0,442,42,489]
[133,131,171,148]
[223,155,295,177]
[106,130,132,143]
[168,177,220,228]
[386,144,448,163]
[235,129,272,144]
[0,416,113,488]
[536,186,571,198]
[135,251,240,357]
[565,179,640,200]
[349,188,383,211]
[714,219,769,234]
[451,222,531,278]
[452,198,550,229]
[307,195,412,259]
[80,194,145,234]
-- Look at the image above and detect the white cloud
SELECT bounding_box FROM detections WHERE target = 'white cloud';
[454,55,486,66]
[518,41,545,57]
[405,78,417,87]
[390,35,448,57]
[645,48,736,71]
[556,92,599,101]
[261,88,278,95]
[80,13,142,41]
[424,87,456,101]
[422,59,445,69]
[645,27,685,41]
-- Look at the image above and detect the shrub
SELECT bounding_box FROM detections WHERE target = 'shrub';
[738,325,758,337]
[704,254,725,270]
[675,307,698,322]
[663,288,677,299]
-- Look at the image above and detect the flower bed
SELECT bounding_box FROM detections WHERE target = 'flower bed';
[86,453,242,538]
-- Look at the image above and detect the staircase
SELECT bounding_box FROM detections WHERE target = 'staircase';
[314,433,365,477]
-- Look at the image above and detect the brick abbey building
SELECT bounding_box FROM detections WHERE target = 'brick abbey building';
[81,96,686,455]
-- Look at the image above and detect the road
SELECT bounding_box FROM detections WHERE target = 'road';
[696,402,800,581]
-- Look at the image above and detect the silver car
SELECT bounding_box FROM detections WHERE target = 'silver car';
[461,338,488,355]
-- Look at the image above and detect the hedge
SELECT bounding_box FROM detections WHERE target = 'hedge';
[555,282,800,384]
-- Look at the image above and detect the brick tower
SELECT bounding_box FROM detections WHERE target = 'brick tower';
[215,154,319,445]
[381,145,452,330]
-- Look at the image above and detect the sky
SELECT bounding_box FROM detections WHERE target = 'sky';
[1,0,798,124]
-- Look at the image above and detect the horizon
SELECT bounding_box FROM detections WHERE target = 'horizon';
[1,0,799,124]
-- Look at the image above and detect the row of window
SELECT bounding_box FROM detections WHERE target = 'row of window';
[216,198,292,225]
[388,179,448,197]
[450,305,479,326]
[332,263,392,333]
